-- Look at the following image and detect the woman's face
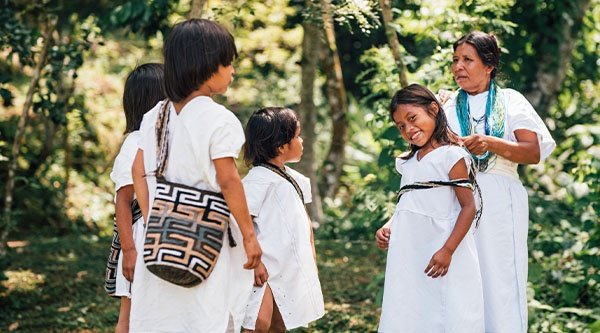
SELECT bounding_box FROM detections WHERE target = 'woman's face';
[452,43,494,95]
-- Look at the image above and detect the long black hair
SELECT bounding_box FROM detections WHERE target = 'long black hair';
[389,84,460,160]
[123,63,165,134]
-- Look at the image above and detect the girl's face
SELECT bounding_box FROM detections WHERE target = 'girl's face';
[280,123,303,163]
[207,64,235,95]
[392,104,437,148]
[452,43,493,95]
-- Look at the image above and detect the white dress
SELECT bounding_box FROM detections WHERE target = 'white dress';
[444,88,556,333]
[109,131,145,298]
[129,97,253,333]
[378,145,484,333]
[241,166,324,330]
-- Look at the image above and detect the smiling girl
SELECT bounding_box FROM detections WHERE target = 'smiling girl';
[375,84,484,333]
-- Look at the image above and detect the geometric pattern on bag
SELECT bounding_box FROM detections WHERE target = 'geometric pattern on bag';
[143,179,231,288]
[104,199,142,296]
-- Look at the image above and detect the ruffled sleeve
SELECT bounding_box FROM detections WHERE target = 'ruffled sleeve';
[504,89,556,161]
[209,112,245,160]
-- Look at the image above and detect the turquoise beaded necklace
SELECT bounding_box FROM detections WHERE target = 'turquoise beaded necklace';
[456,80,505,172]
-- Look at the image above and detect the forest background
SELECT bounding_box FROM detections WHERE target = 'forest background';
[0,0,598,332]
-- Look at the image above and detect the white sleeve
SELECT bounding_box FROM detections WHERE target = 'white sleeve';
[209,113,245,160]
[287,168,312,204]
[110,133,139,191]
[444,146,472,177]
[505,89,556,161]
[242,179,272,219]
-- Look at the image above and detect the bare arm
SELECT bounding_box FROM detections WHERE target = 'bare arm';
[213,157,262,269]
[375,220,392,250]
[115,185,137,282]
[462,129,540,164]
[424,159,476,278]
[132,149,149,224]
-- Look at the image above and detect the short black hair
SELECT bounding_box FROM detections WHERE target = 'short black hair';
[453,31,501,78]
[123,63,165,134]
[163,19,238,102]
[243,107,299,166]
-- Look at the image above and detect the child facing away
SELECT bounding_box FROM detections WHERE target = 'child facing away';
[129,19,261,333]
[241,107,324,333]
[103,63,165,333]
[375,84,484,333]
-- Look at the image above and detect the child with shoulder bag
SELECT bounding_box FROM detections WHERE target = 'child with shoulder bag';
[129,19,261,333]
[241,107,325,333]
[104,63,164,333]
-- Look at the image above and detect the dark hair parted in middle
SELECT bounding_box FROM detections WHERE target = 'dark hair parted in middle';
[123,63,165,134]
[453,31,501,78]
[163,19,238,102]
[390,84,460,160]
[243,107,299,166]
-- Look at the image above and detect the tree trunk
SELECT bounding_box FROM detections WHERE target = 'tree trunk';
[1,18,55,256]
[523,0,591,118]
[189,0,208,18]
[297,11,324,223]
[318,0,348,200]
[379,0,409,87]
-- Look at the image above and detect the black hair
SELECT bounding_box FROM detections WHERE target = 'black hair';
[163,19,238,102]
[453,31,501,78]
[390,84,460,160]
[123,63,165,134]
[243,107,299,166]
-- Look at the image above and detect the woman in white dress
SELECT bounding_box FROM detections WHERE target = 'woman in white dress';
[375,84,483,333]
[443,31,556,332]
[241,107,324,333]
[104,63,164,333]
[129,19,262,333]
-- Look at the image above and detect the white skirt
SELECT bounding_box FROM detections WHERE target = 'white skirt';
[378,210,484,333]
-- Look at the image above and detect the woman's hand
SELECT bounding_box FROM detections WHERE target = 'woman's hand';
[424,247,453,278]
[122,247,137,282]
[243,236,262,270]
[254,262,269,287]
[437,89,453,105]
[462,134,489,155]
[375,226,391,250]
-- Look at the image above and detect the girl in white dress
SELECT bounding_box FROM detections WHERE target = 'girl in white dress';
[129,19,262,333]
[376,84,484,333]
[241,107,324,333]
[104,63,164,333]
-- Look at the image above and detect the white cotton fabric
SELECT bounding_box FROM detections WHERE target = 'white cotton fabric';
[378,145,484,333]
[444,88,556,333]
[109,131,144,298]
[129,97,253,333]
[241,166,324,330]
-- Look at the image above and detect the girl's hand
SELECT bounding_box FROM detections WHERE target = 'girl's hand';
[254,262,269,287]
[243,236,262,270]
[122,247,137,282]
[424,247,453,278]
[375,226,391,250]
[462,134,489,155]
[437,89,453,105]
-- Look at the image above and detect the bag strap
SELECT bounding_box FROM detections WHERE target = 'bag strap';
[155,99,171,178]
[256,162,305,203]
[397,178,483,228]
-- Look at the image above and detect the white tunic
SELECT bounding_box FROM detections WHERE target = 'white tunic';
[109,131,145,298]
[241,166,324,330]
[378,145,484,333]
[444,88,556,333]
[129,97,253,333]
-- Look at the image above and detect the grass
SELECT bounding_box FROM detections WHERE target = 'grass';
[0,235,386,332]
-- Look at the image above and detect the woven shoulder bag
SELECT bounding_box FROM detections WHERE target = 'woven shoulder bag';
[143,100,235,288]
